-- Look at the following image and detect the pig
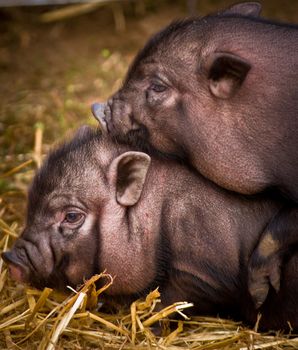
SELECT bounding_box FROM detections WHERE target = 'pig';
[2,125,298,330]
[91,2,298,307]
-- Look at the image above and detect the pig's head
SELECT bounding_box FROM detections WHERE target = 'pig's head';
[2,126,155,295]
[92,2,271,193]
[93,2,261,156]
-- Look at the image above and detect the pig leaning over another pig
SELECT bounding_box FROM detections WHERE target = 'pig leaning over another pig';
[2,126,298,330]
[91,1,298,308]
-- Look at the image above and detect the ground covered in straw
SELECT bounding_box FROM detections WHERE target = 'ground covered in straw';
[1,1,298,349]
[1,269,298,350]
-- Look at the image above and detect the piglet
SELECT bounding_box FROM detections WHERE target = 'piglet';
[2,126,298,330]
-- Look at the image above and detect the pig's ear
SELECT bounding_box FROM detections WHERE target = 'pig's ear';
[220,2,262,17]
[206,52,251,99]
[109,152,151,207]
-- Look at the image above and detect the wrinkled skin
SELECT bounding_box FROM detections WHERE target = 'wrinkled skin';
[92,2,298,308]
[2,126,298,330]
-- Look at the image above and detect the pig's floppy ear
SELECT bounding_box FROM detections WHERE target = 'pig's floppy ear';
[109,152,151,207]
[206,52,251,99]
[220,2,262,17]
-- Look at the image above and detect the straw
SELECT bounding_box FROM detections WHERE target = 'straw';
[1,153,298,350]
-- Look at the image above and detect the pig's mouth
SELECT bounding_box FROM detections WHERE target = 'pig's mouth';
[91,102,188,161]
[2,249,71,291]
[91,102,153,153]
[2,243,46,284]
[2,251,29,283]
[91,102,144,137]
[26,253,71,291]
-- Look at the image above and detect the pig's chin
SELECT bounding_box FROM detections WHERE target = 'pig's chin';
[112,125,153,153]
[28,270,71,291]
[28,255,73,291]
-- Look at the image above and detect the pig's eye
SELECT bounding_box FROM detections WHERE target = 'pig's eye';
[63,212,85,226]
[149,83,167,93]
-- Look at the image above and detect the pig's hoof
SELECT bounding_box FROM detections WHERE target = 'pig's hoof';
[248,252,281,309]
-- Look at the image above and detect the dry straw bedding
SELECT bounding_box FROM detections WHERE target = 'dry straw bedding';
[1,160,298,350]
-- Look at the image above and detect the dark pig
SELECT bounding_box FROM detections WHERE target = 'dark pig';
[2,126,298,330]
[92,2,298,307]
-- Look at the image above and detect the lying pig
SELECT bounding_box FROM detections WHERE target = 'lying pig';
[91,2,298,307]
[2,126,298,330]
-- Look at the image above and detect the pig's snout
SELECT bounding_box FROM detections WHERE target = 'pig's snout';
[91,102,108,132]
[92,98,142,139]
[2,251,28,283]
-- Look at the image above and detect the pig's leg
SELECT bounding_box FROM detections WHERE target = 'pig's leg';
[248,205,298,308]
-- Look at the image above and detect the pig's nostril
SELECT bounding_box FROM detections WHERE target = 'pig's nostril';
[2,251,14,264]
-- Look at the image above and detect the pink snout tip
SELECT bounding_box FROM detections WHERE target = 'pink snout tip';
[8,263,25,283]
[2,251,27,283]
